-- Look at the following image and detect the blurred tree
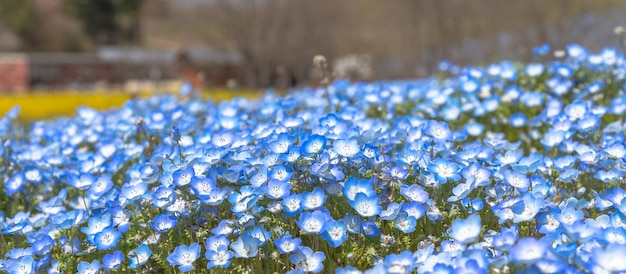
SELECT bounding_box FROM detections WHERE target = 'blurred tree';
[64,0,144,46]
[0,0,41,49]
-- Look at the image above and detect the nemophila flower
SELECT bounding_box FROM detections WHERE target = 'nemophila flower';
[109,206,131,233]
[302,188,327,210]
[343,214,362,234]
[29,234,54,256]
[383,250,415,273]
[509,112,527,127]
[593,169,623,183]
[604,143,626,159]
[300,135,326,156]
[349,193,381,217]
[394,212,417,233]
[512,191,544,223]
[268,165,293,182]
[231,234,260,258]
[320,220,347,247]
[401,201,426,220]
[509,237,550,265]
[361,221,380,238]
[87,175,113,200]
[483,96,500,113]
[290,246,326,273]
[94,227,122,250]
[448,214,481,244]
[167,243,201,272]
[511,152,544,174]
[460,163,491,187]
[189,176,215,198]
[297,210,328,234]
[333,138,360,158]
[150,213,177,233]
[152,185,176,208]
[555,206,583,226]
[502,169,530,190]
[65,173,96,190]
[7,255,35,274]
[520,91,543,107]
[206,244,234,269]
[379,202,402,221]
[586,243,626,272]
[493,227,518,251]
[425,120,452,141]
[120,180,147,201]
[211,131,235,148]
[526,63,544,77]
[428,158,461,184]
[342,177,375,201]
[399,184,429,203]
[385,164,408,180]
[248,226,272,247]
[81,213,112,244]
[260,179,292,199]
[268,133,292,154]
[462,197,484,212]
[171,126,182,142]
[76,260,100,274]
[102,250,124,270]
[172,166,194,187]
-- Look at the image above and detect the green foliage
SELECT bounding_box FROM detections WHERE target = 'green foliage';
[63,0,144,45]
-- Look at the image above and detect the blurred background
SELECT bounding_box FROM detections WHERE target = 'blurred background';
[0,0,625,93]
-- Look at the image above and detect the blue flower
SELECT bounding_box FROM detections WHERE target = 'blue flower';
[588,243,626,272]
[332,138,360,158]
[5,172,26,195]
[268,133,292,154]
[361,221,380,238]
[167,243,201,272]
[383,250,415,273]
[269,165,293,182]
[260,179,292,199]
[274,233,302,254]
[205,244,234,269]
[150,214,177,233]
[102,250,124,270]
[87,175,113,200]
[289,246,326,273]
[349,193,381,217]
[342,177,376,201]
[76,260,100,274]
[386,164,408,180]
[297,210,328,234]
[302,187,327,210]
[231,234,260,258]
[448,214,481,244]
[428,158,461,184]
[320,220,347,248]
[248,226,272,247]
[400,184,429,203]
[172,166,195,187]
[301,134,327,156]
[189,176,215,198]
[394,212,417,233]
[282,193,303,217]
[502,169,530,189]
[7,255,35,274]
[94,227,121,250]
[66,173,96,190]
[509,237,549,265]
[425,120,452,141]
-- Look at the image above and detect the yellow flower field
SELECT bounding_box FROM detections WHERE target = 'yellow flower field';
[0,89,261,121]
